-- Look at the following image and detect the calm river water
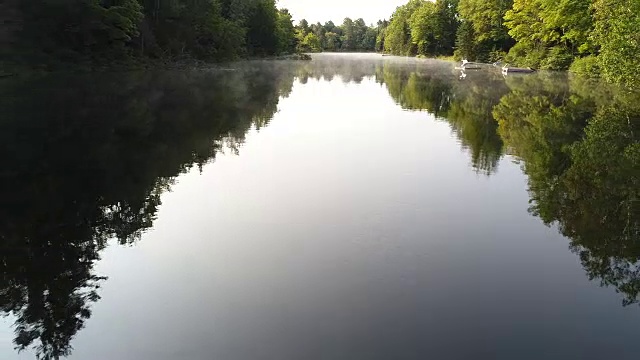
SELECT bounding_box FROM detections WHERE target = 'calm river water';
[1,53,638,359]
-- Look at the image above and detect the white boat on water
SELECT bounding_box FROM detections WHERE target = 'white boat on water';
[502,64,535,74]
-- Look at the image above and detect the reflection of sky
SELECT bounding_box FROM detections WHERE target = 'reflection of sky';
[3,73,640,360]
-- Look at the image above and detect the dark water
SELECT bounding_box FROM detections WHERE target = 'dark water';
[0,53,638,360]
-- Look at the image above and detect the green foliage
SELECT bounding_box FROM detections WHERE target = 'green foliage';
[593,0,640,89]
[15,0,144,63]
[488,50,507,62]
[504,0,593,70]
[454,21,476,60]
[541,47,574,70]
[384,14,410,55]
[298,19,310,34]
[409,1,438,55]
[458,0,512,43]
[506,45,578,71]
[548,0,593,52]
[384,0,426,55]
[276,9,297,54]
[325,32,340,51]
[7,0,298,68]
[457,0,513,60]
[298,33,322,53]
[137,0,246,60]
[504,41,545,68]
[407,0,458,57]
[294,17,385,53]
[383,0,458,56]
[375,20,389,52]
[362,27,378,51]
[166,0,246,60]
[245,0,279,56]
[334,17,376,51]
[309,22,326,49]
[340,18,356,50]
[503,0,542,46]
[433,0,460,55]
[285,0,638,84]
[569,55,601,77]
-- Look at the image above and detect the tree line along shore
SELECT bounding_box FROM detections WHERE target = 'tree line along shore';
[1,0,638,89]
[294,0,639,89]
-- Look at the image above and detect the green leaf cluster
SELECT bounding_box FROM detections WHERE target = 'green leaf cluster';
[503,0,593,69]
[592,0,640,88]
[457,0,513,61]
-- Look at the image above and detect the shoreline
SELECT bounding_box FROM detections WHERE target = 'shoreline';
[0,53,313,76]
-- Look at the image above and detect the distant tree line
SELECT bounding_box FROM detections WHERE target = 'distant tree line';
[293,18,387,53]
[332,0,638,89]
[0,0,298,68]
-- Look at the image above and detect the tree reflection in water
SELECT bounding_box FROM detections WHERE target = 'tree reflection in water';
[494,75,640,306]
[0,67,295,359]
[0,57,638,358]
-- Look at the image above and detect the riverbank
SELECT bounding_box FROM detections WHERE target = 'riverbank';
[0,53,313,77]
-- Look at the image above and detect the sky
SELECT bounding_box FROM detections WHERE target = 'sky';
[276,0,408,25]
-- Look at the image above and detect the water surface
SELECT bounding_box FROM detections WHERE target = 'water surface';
[1,54,638,359]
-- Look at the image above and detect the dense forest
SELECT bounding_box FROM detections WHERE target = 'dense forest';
[368,0,640,88]
[0,0,298,68]
[293,18,387,53]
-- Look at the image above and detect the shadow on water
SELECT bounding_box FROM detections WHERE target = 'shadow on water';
[0,55,638,358]
[0,67,295,359]
[494,74,640,306]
